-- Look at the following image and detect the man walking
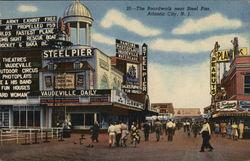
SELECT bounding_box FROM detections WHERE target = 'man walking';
[199,119,214,152]
[114,121,122,147]
[154,119,162,142]
[166,120,174,141]
[143,122,150,141]
[108,122,116,147]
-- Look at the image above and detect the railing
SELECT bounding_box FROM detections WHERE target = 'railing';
[0,127,63,145]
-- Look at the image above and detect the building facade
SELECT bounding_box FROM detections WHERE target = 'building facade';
[0,1,148,129]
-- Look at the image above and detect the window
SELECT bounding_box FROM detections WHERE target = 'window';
[113,78,118,90]
[44,75,53,88]
[245,75,250,93]
[76,73,86,88]
[89,71,94,89]
[74,62,81,69]
[100,75,108,89]
[48,63,56,70]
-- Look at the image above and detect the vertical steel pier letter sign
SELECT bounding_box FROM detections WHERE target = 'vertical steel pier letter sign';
[142,43,148,94]
[210,52,217,96]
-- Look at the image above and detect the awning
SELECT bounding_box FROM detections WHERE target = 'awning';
[212,111,250,118]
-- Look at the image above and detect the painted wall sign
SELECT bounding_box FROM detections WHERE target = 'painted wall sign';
[239,101,250,109]
[0,16,57,49]
[210,53,217,96]
[142,43,148,94]
[55,74,75,89]
[116,39,139,62]
[216,100,237,111]
[42,48,94,58]
[40,98,79,104]
[122,84,142,94]
[90,97,109,103]
[99,59,109,71]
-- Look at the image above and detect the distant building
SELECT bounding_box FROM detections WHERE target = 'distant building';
[151,103,174,115]
[174,108,201,120]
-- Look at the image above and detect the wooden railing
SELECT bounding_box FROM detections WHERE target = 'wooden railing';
[0,127,63,145]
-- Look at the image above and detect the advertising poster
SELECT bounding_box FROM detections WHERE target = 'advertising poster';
[0,0,250,161]
[126,62,139,82]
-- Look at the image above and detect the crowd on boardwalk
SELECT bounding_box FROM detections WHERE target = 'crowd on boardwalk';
[86,119,246,151]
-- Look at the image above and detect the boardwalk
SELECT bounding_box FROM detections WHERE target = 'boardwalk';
[0,129,250,161]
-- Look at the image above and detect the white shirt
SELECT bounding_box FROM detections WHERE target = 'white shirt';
[108,125,116,134]
[200,123,211,135]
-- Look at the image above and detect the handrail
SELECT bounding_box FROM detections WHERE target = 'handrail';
[0,127,63,145]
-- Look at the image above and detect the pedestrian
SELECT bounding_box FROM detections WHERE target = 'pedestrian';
[186,121,191,136]
[130,122,140,147]
[114,121,122,147]
[183,121,187,132]
[220,121,227,137]
[226,122,232,139]
[214,122,220,135]
[154,119,162,142]
[143,122,150,141]
[199,119,214,152]
[91,121,100,143]
[232,122,238,140]
[121,121,129,147]
[238,121,244,139]
[173,121,176,135]
[108,122,116,147]
[192,122,199,138]
[166,120,175,141]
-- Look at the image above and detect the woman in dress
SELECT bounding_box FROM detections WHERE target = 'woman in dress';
[130,122,140,147]
[226,122,232,139]
[231,122,238,140]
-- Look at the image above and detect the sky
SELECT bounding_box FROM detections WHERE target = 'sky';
[0,0,249,110]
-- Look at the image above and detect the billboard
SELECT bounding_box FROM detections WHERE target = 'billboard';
[0,16,57,49]
[126,63,139,82]
[216,100,237,111]
[239,101,250,110]
[55,74,75,89]
[116,39,139,62]
[0,51,41,99]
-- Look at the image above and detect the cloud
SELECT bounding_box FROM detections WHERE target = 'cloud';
[18,5,38,12]
[172,13,243,35]
[150,33,249,54]
[100,9,162,37]
[148,61,210,109]
[92,33,115,45]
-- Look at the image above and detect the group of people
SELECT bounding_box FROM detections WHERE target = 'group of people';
[108,121,131,147]
[87,119,245,152]
[214,121,245,140]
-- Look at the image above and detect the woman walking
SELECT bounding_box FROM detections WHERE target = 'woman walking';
[226,122,232,139]
[131,122,140,147]
[232,122,238,140]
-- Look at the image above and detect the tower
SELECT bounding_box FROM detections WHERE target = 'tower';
[63,0,93,46]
